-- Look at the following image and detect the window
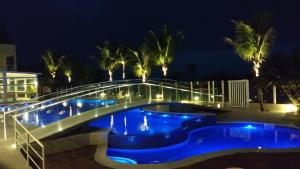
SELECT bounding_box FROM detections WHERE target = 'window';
[6,56,15,71]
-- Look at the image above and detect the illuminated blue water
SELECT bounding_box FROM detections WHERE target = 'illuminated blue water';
[18,99,116,126]
[89,108,202,135]
[107,122,300,164]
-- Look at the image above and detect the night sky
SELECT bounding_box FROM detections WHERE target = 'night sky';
[1,0,300,80]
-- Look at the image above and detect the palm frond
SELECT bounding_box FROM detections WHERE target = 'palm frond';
[145,26,184,70]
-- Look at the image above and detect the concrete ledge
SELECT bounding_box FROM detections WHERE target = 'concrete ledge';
[43,130,110,155]
[95,138,300,169]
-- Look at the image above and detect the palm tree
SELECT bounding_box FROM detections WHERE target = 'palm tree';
[98,42,120,82]
[62,61,72,83]
[146,26,184,78]
[225,20,274,77]
[42,50,64,79]
[130,44,152,82]
[225,20,274,111]
[116,48,130,79]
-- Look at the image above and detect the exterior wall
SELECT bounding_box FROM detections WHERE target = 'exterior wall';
[0,44,17,71]
[0,72,39,103]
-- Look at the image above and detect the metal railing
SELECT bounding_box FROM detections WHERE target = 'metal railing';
[8,79,225,169]
[13,115,45,169]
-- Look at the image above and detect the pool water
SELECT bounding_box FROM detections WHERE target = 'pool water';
[18,99,116,126]
[89,108,202,135]
[107,122,300,164]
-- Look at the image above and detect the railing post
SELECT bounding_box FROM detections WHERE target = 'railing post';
[212,81,215,103]
[175,82,178,101]
[273,85,277,104]
[228,81,232,107]
[137,84,141,97]
[160,82,164,101]
[42,147,45,169]
[26,133,29,166]
[246,80,249,107]
[3,112,6,139]
[190,81,193,101]
[148,84,152,102]
[14,113,17,147]
[127,85,131,103]
[221,80,225,107]
[207,81,211,103]
[3,72,7,103]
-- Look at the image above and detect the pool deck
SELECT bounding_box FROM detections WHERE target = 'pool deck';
[1,102,300,169]
[0,138,31,169]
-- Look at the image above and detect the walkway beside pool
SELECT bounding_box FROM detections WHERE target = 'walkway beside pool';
[0,138,30,169]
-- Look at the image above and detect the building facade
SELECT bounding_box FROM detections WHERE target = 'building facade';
[0,43,39,104]
[0,44,17,71]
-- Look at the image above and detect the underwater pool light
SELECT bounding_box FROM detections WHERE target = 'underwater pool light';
[162,114,169,117]
[62,102,68,107]
[109,156,137,164]
[244,124,256,129]
[182,115,190,119]
[77,102,83,108]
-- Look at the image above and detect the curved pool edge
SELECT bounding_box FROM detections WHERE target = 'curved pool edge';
[108,112,216,149]
[95,140,300,169]
[95,122,300,169]
[94,141,300,169]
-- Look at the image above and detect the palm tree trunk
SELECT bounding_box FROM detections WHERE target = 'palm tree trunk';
[254,61,260,77]
[257,87,264,111]
[162,65,168,77]
[108,70,113,82]
[51,72,56,79]
[122,64,125,79]
[142,74,146,83]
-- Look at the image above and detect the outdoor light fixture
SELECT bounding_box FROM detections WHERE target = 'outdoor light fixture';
[156,94,162,99]
[100,92,106,98]
[40,105,45,110]
[285,104,298,113]
[11,144,16,149]
[194,96,199,101]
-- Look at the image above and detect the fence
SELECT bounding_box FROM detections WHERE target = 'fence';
[8,79,226,169]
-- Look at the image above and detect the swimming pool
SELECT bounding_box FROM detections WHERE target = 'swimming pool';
[89,108,216,148]
[106,122,300,164]
[18,99,116,127]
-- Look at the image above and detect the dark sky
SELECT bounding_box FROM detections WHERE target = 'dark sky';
[1,0,300,79]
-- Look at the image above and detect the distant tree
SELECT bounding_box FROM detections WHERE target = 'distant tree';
[116,47,131,79]
[62,61,72,83]
[281,80,300,106]
[42,50,64,79]
[145,26,184,78]
[130,44,152,82]
[98,42,120,82]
